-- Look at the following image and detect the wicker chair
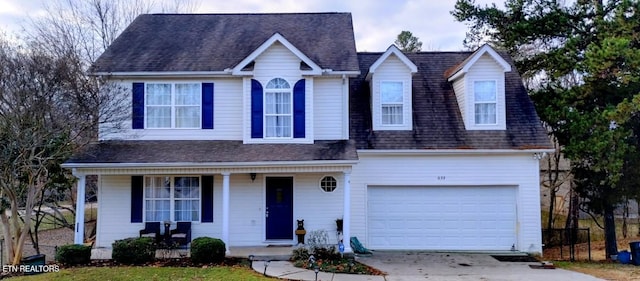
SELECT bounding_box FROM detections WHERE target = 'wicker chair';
[139,222,161,242]
[170,222,192,247]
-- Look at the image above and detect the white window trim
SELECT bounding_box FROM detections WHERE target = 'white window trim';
[264,78,293,139]
[319,175,338,193]
[380,80,405,127]
[143,175,202,223]
[145,82,202,129]
[472,79,498,126]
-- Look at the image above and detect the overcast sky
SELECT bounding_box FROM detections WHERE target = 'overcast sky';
[0,0,500,51]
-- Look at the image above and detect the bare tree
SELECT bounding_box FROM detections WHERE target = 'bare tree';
[541,132,570,231]
[28,0,200,65]
[4,0,200,258]
[0,35,130,263]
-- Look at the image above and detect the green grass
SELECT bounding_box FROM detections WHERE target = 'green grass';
[7,266,277,281]
[554,260,640,281]
[36,206,97,231]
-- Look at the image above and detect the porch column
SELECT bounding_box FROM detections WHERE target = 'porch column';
[72,169,86,245]
[342,171,352,253]
[222,172,230,254]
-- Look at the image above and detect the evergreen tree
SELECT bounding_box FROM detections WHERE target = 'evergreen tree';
[453,0,640,257]
[395,31,423,52]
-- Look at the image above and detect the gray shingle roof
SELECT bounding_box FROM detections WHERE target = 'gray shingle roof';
[91,13,359,73]
[67,140,358,164]
[350,52,553,150]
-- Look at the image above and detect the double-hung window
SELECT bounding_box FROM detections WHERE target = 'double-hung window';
[145,83,201,128]
[144,176,200,222]
[265,78,292,138]
[381,81,404,125]
[474,80,497,125]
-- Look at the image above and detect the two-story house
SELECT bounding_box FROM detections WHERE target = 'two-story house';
[63,12,553,255]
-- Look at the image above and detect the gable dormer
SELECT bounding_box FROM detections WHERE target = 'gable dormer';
[366,45,418,131]
[232,33,323,76]
[239,33,320,144]
[447,44,512,130]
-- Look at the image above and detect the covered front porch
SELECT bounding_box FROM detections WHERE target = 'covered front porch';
[68,163,356,255]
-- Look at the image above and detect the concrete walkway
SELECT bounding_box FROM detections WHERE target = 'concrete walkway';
[250,251,606,281]
[251,260,384,281]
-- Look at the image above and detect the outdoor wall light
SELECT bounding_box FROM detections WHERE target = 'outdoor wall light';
[263,260,270,276]
[250,173,257,182]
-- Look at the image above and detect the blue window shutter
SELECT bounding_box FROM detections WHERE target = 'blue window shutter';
[131,176,143,223]
[132,83,145,129]
[202,83,214,129]
[201,175,214,223]
[251,79,263,138]
[293,79,305,138]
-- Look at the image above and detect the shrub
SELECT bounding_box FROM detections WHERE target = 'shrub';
[291,247,310,261]
[313,245,340,260]
[304,229,340,260]
[306,230,330,250]
[112,237,156,265]
[55,244,92,265]
[190,237,226,264]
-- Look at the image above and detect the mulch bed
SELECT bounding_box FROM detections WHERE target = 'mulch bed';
[491,255,540,262]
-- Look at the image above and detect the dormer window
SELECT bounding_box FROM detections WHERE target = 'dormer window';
[447,45,510,131]
[474,80,497,125]
[381,81,404,125]
[366,45,417,131]
[265,78,292,138]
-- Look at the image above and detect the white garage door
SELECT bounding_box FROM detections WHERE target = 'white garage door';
[367,186,517,251]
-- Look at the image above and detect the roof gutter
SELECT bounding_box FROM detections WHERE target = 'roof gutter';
[358,148,555,156]
[321,70,361,77]
[61,159,359,169]
[91,70,234,78]
[447,70,464,82]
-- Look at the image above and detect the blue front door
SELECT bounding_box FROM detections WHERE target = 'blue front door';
[266,177,293,240]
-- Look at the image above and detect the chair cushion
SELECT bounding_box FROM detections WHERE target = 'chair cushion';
[172,233,187,239]
[140,233,156,238]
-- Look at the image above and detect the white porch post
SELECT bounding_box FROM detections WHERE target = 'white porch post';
[222,172,230,254]
[343,171,352,253]
[72,169,86,245]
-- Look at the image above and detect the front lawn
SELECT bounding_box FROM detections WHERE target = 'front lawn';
[555,261,640,281]
[7,266,276,281]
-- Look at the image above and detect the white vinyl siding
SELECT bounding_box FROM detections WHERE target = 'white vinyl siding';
[453,78,466,121]
[349,152,543,254]
[96,175,137,248]
[99,79,243,141]
[371,55,413,131]
[314,78,347,140]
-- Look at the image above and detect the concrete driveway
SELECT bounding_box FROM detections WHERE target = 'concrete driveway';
[356,251,605,281]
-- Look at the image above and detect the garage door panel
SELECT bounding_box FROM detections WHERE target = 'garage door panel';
[367,186,517,251]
